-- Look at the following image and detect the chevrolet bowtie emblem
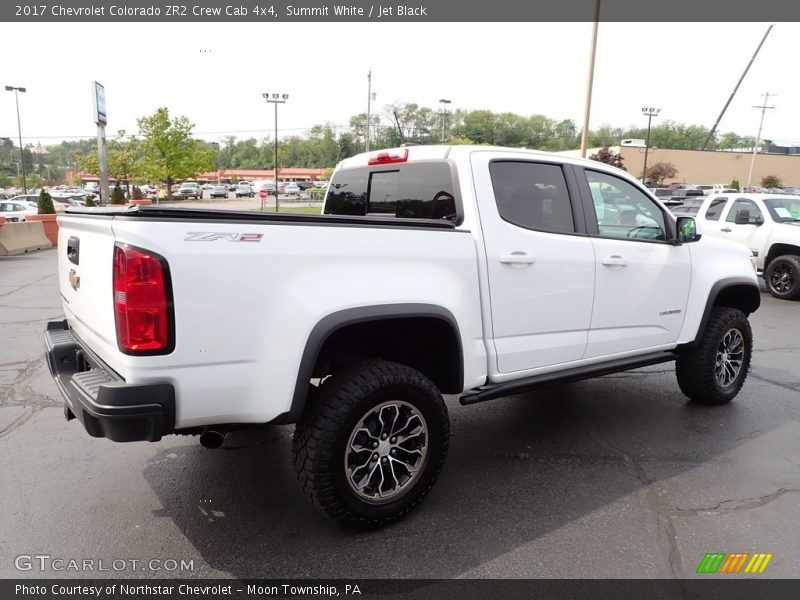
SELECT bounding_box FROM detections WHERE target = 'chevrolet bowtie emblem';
[68,269,80,291]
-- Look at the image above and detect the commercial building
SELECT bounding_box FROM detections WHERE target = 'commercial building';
[560,146,800,187]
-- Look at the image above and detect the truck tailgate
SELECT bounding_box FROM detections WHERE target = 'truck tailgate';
[57,214,123,376]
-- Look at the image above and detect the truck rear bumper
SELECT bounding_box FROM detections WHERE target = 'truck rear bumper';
[44,320,175,442]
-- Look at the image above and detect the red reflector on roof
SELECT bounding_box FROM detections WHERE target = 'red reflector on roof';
[368,148,409,166]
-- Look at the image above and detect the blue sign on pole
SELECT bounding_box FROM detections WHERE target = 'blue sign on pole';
[92,81,107,125]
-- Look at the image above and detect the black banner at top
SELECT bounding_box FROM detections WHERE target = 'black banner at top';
[2,0,800,22]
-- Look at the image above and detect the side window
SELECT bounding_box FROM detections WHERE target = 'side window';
[704,197,728,221]
[325,168,369,215]
[585,170,666,241]
[394,163,456,220]
[726,199,762,223]
[489,161,575,234]
[325,162,457,220]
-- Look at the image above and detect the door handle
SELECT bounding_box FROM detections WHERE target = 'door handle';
[720,227,732,232]
[601,255,627,267]
[499,253,536,265]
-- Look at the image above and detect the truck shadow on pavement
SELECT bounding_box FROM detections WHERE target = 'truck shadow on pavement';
[142,367,799,578]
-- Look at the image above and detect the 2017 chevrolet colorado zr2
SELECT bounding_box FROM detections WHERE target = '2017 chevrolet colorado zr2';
[45,145,760,527]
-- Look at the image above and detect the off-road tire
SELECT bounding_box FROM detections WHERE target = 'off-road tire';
[764,255,800,300]
[675,306,752,405]
[292,359,449,528]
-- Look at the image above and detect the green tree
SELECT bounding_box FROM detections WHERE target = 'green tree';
[718,132,745,149]
[38,189,55,214]
[460,110,498,145]
[137,108,214,195]
[730,178,740,191]
[76,130,142,196]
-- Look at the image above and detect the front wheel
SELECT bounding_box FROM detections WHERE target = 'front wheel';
[292,359,450,528]
[675,306,752,405]
[764,255,800,300]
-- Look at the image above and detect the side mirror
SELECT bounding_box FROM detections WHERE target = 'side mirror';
[676,216,701,244]
[734,208,751,225]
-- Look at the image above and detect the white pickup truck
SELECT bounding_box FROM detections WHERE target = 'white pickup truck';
[681,192,800,300]
[45,145,760,527]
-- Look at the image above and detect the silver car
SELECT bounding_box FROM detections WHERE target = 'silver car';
[209,183,229,199]
[235,183,254,198]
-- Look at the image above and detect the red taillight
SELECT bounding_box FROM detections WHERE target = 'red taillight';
[113,243,173,354]
[367,147,409,165]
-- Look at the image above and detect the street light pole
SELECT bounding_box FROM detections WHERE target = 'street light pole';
[439,99,451,143]
[263,92,289,213]
[641,107,660,185]
[5,85,27,193]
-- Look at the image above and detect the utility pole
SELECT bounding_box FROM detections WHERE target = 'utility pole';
[579,0,601,158]
[746,92,775,191]
[365,70,372,152]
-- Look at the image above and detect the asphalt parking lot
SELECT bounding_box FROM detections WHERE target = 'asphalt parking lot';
[0,248,798,580]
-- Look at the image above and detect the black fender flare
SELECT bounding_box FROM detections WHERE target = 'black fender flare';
[270,303,463,424]
[680,277,761,349]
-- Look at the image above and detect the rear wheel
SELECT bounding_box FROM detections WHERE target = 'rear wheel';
[676,306,752,405]
[292,359,449,528]
[764,255,800,300]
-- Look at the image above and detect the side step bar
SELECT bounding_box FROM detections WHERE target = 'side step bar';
[459,351,677,406]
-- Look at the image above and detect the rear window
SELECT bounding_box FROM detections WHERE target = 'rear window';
[324,162,458,221]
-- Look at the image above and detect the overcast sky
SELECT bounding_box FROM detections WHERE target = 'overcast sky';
[2,22,797,147]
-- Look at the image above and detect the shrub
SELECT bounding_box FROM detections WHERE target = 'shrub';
[645,162,678,185]
[730,178,740,191]
[85,196,96,207]
[589,145,626,171]
[761,175,782,189]
[38,189,56,214]
[110,182,125,205]
[132,185,143,200]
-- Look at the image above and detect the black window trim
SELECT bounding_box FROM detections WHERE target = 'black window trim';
[487,158,589,237]
[365,168,400,216]
[572,165,678,245]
